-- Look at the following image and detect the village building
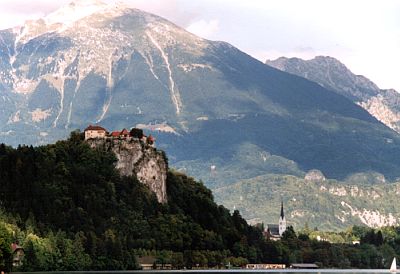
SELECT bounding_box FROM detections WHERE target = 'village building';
[246,263,286,269]
[147,134,155,145]
[11,242,24,267]
[84,125,108,140]
[120,128,129,137]
[265,201,287,241]
[110,128,129,138]
[290,263,319,269]
[137,256,172,270]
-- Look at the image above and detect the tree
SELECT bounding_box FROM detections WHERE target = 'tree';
[0,224,12,272]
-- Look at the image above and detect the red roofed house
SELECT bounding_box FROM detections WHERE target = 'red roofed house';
[110,129,129,138]
[11,242,24,267]
[111,131,121,137]
[84,125,108,140]
[120,128,129,137]
[147,134,155,145]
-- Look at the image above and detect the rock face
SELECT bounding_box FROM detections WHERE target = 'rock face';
[87,137,167,203]
[304,169,326,182]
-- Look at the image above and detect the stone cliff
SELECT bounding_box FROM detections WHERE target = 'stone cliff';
[87,137,168,203]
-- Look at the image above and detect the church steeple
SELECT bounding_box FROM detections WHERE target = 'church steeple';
[278,200,286,237]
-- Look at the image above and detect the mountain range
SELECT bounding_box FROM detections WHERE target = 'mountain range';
[1,0,400,229]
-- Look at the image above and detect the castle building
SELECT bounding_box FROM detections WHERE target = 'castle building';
[84,125,108,140]
[265,201,287,240]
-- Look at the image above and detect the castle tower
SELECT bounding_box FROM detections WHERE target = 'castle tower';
[278,201,286,236]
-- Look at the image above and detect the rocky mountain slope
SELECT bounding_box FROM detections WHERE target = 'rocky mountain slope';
[2,1,400,229]
[266,56,400,133]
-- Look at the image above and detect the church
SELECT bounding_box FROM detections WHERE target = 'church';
[265,201,287,240]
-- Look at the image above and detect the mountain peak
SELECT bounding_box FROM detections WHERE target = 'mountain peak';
[44,0,112,25]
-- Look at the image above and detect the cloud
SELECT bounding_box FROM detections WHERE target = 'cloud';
[1,0,68,14]
[123,0,198,27]
[0,0,71,29]
[186,19,219,39]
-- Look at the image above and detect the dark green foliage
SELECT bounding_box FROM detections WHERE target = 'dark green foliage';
[130,128,144,139]
[361,229,384,246]
[0,133,266,270]
[0,223,12,272]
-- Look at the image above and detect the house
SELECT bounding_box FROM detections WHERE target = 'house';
[290,263,319,269]
[137,256,156,270]
[110,131,121,137]
[265,201,287,241]
[265,224,280,241]
[11,242,24,267]
[246,264,285,269]
[137,256,172,270]
[120,128,129,137]
[109,128,130,138]
[147,134,155,145]
[84,125,108,140]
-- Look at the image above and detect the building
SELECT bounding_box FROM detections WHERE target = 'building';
[84,125,108,140]
[278,201,287,236]
[11,242,24,267]
[137,256,172,270]
[120,128,129,137]
[290,263,319,269]
[265,201,287,240]
[83,125,156,146]
[246,264,285,269]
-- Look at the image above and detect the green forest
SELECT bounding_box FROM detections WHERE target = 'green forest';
[0,131,399,271]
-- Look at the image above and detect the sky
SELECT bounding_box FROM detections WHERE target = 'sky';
[1,0,399,91]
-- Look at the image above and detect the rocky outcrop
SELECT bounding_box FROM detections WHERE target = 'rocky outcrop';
[87,137,168,203]
[304,169,326,182]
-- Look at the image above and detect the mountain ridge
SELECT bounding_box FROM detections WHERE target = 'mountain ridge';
[266,56,400,133]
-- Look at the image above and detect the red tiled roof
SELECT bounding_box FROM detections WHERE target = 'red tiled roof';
[111,131,120,137]
[147,135,155,142]
[120,128,129,135]
[84,125,107,132]
[11,243,23,252]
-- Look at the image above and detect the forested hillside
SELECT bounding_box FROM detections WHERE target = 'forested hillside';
[0,132,399,271]
[0,131,265,270]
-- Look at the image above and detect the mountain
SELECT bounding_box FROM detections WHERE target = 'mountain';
[2,1,400,229]
[266,56,400,133]
[215,173,400,231]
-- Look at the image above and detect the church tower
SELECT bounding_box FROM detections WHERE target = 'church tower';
[278,201,286,236]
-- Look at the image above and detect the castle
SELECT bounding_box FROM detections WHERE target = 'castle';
[84,125,155,145]
[84,125,167,204]
[265,201,287,240]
